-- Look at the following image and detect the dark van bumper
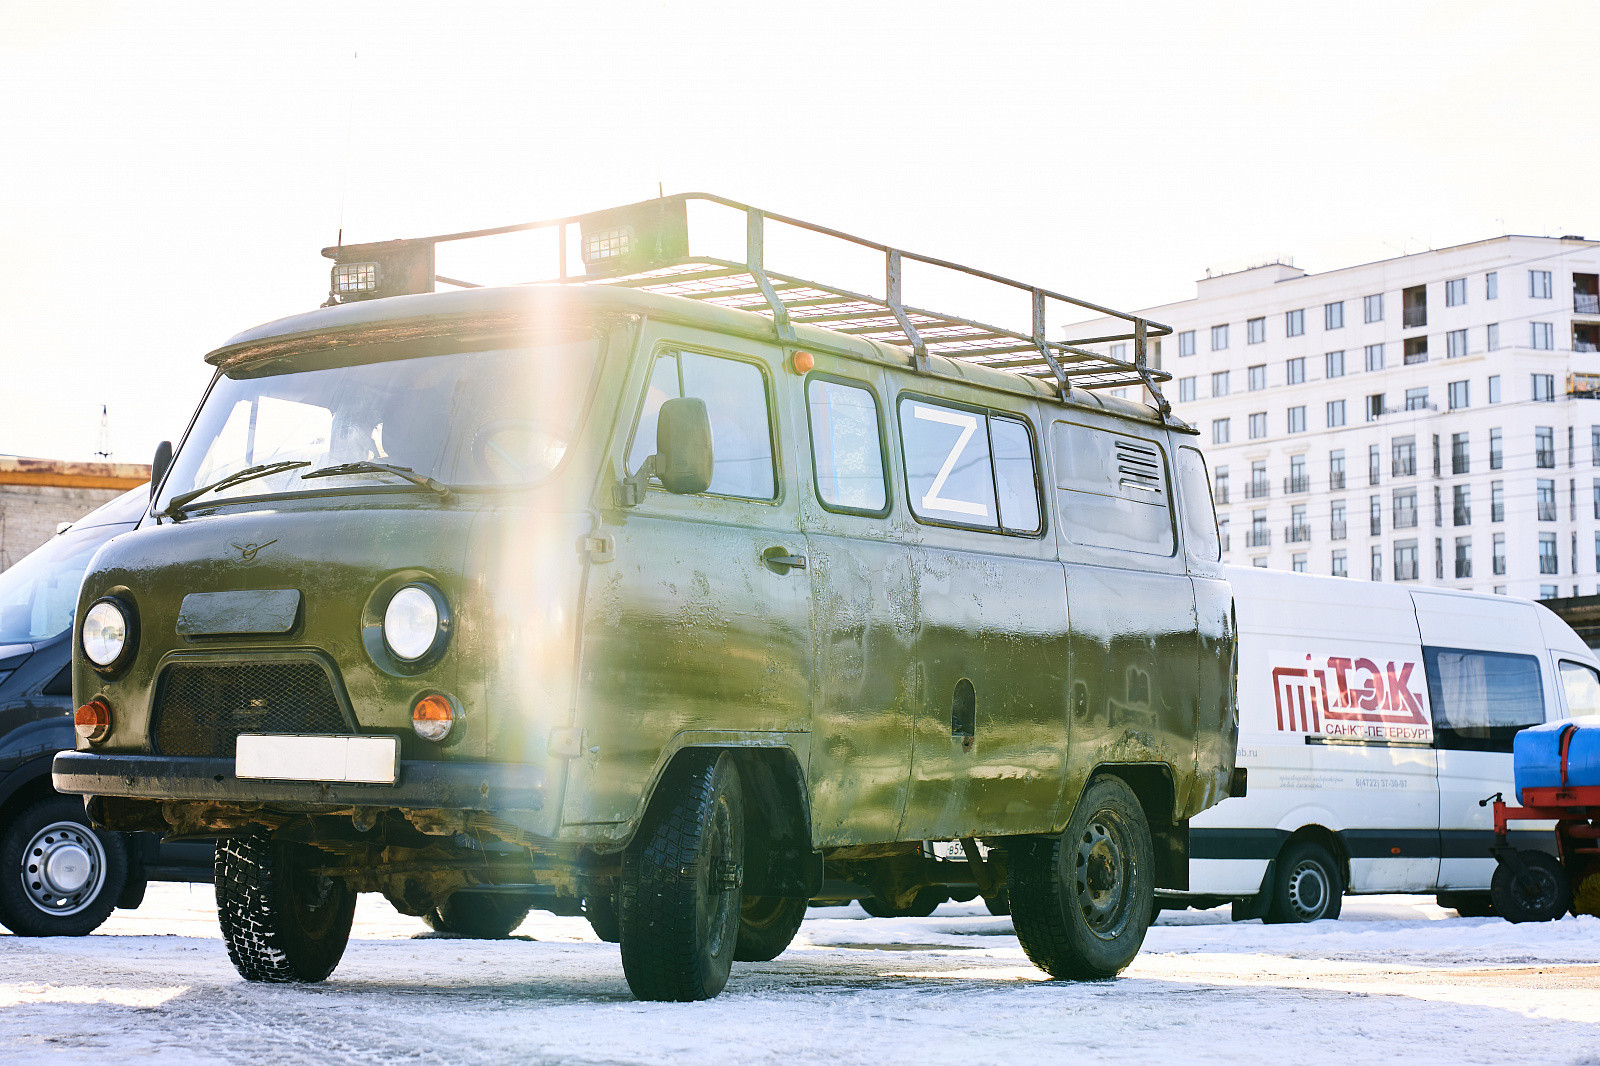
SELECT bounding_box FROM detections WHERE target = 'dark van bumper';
[52,750,544,812]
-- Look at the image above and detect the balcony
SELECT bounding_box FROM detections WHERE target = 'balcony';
[1246,528,1272,548]
[1454,507,1472,526]
[1392,459,1416,478]
[1403,307,1427,329]
[1537,450,1555,469]
[1285,524,1311,544]
[1245,480,1271,500]
[1329,471,1346,491]
[1283,475,1310,495]
[1220,534,1231,553]
[1577,293,1600,315]
[1394,508,1419,529]
[1330,521,1347,541]
[1214,486,1230,505]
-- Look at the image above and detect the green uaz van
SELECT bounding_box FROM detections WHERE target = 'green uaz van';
[55,195,1238,1001]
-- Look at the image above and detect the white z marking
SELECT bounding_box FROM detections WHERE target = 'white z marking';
[913,405,990,518]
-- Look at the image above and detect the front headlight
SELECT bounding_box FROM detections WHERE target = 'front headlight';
[82,600,130,668]
[383,586,442,661]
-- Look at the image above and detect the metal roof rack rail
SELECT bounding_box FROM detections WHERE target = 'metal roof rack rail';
[322,193,1173,412]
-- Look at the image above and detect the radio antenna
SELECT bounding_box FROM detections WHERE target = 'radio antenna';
[94,405,111,460]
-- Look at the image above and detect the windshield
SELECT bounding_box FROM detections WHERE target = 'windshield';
[0,522,129,643]
[158,336,600,511]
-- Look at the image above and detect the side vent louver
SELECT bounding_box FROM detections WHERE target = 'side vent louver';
[1116,439,1162,494]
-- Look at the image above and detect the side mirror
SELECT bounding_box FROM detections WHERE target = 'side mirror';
[150,440,173,501]
[619,398,714,506]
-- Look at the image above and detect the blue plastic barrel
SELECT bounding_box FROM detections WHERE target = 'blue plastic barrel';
[1513,716,1600,802]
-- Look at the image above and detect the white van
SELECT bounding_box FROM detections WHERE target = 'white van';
[1168,565,1600,922]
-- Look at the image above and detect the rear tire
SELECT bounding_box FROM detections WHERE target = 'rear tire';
[0,795,128,937]
[1491,850,1571,923]
[733,895,807,961]
[983,887,1011,916]
[216,832,355,982]
[1009,775,1154,979]
[1264,841,1343,924]
[584,888,620,943]
[618,751,745,1001]
[860,888,946,918]
[423,892,532,938]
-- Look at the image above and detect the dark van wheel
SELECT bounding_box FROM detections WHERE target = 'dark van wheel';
[1491,850,1571,923]
[734,896,807,961]
[0,795,128,937]
[1265,841,1344,924]
[618,751,744,1001]
[983,887,1011,916]
[216,832,355,983]
[1009,775,1154,979]
[584,888,621,943]
[1436,891,1496,918]
[423,893,532,938]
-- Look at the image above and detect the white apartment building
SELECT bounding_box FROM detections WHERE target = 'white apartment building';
[1072,235,1600,600]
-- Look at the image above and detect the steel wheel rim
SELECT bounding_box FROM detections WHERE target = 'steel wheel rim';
[701,796,739,957]
[1286,860,1331,919]
[1074,815,1134,940]
[21,820,106,917]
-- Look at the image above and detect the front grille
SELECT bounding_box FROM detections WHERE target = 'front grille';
[151,660,350,758]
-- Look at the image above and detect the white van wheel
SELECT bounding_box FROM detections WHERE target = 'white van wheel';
[1265,841,1343,923]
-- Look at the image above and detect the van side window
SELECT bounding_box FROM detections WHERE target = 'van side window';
[1423,647,1545,752]
[629,349,776,500]
[896,398,1040,534]
[1560,660,1600,717]
[1177,445,1220,562]
[806,378,887,513]
[1052,422,1175,556]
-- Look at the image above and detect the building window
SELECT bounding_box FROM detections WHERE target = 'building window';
[1490,428,1503,470]
[1286,308,1304,337]
[1433,434,1442,479]
[1538,479,1557,521]
[1369,443,1381,485]
[1494,532,1506,575]
[1253,557,1268,568]
[1332,549,1348,577]
[1179,330,1196,357]
[1404,336,1428,364]
[1533,374,1555,402]
[1331,498,1347,539]
[1292,553,1308,573]
[1326,399,1346,428]
[1248,364,1267,391]
[1213,418,1230,445]
[1364,293,1383,323]
[1219,517,1230,553]
[1445,277,1467,307]
[1325,301,1344,330]
[1532,322,1554,350]
[1530,269,1553,299]
[1287,406,1306,434]
[1451,431,1470,473]
[1487,322,1499,350]
[1393,487,1418,528]
[1214,465,1229,505]
[1286,357,1305,385]
[1446,329,1468,358]
[1454,485,1471,526]
[1492,480,1505,522]
[1109,343,1127,361]
[1249,509,1268,547]
[1329,450,1346,490]
[1486,271,1498,300]
[1364,343,1385,372]
[1178,376,1197,402]
[1212,370,1230,397]
[1447,380,1469,411]
[1394,541,1419,582]
[1540,532,1559,574]
[1248,412,1268,439]
[1288,454,1307,494]
[1488,375,1501,403]
[1405,387,1429,411]
[1392,437,1417,477]
[1249,460,1268,499]
[1324,350,1345,379]
[1371,546,1383,582]
[1212,324,1229,351]
[1434,483,1443,525]
[1403,284,1427,328]
[1247,317,1265,344]
[1455,537,1472,579]
[1593,427,1600,466]
[1542,585,1559,600]
[1370,494,1383,536]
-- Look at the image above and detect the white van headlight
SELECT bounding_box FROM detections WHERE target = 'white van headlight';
[82,600,130,667]
[383,585,443,661]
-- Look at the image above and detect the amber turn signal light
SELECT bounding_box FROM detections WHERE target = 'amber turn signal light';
[412,694,455,742]
[75,699,112,744]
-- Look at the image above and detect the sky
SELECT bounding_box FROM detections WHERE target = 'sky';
[2,0,1597,463]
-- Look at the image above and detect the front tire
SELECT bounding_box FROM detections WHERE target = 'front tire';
[734,896,807,961]
[1009,775,1154,979]
[0,795,128,936]
[1265,841,1343,924]
[423,892,532,938]
[1436,891,1496,918]
[216,832,355,982]
[1491,850,1571,923]
[618,751,745,1001]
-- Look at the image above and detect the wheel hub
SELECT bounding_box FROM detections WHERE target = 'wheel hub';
[1286,861,1330,918]
[1074,820,1130,937]
[21,821,105,916]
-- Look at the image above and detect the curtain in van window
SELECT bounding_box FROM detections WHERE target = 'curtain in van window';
[1424,647,1544,752]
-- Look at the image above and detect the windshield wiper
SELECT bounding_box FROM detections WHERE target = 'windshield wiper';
[300,461,453,499]
[160,460,310,517]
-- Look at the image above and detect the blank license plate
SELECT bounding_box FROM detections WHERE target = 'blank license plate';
[235,734,399,785]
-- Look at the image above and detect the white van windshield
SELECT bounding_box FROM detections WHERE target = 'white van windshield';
[158,337,599,511]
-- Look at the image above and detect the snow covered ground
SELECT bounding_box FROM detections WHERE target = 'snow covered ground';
[1,886,1597,1066]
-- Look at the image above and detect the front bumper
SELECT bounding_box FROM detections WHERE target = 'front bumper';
[52,750,544,812]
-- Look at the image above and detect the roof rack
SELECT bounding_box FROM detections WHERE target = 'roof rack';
[322,193,1173,411]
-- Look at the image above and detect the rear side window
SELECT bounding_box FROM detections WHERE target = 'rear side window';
[1176,445,1220,562]
[1560,660,1600,717]
[1052,422,1175,556]
[807,378,887,514]
[629,349,775,500]
[896,398,1040,534]
[1424,647,1545,752]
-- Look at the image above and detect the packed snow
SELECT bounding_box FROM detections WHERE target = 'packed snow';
[1,886,1597,1065]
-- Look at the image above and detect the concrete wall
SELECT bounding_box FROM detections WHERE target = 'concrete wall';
[0,458,151,572]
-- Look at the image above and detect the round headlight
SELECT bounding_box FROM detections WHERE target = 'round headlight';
[383,586,441,661]
[82,601,130,667]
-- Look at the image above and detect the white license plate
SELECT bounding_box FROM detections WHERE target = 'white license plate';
[235,734,399,785]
